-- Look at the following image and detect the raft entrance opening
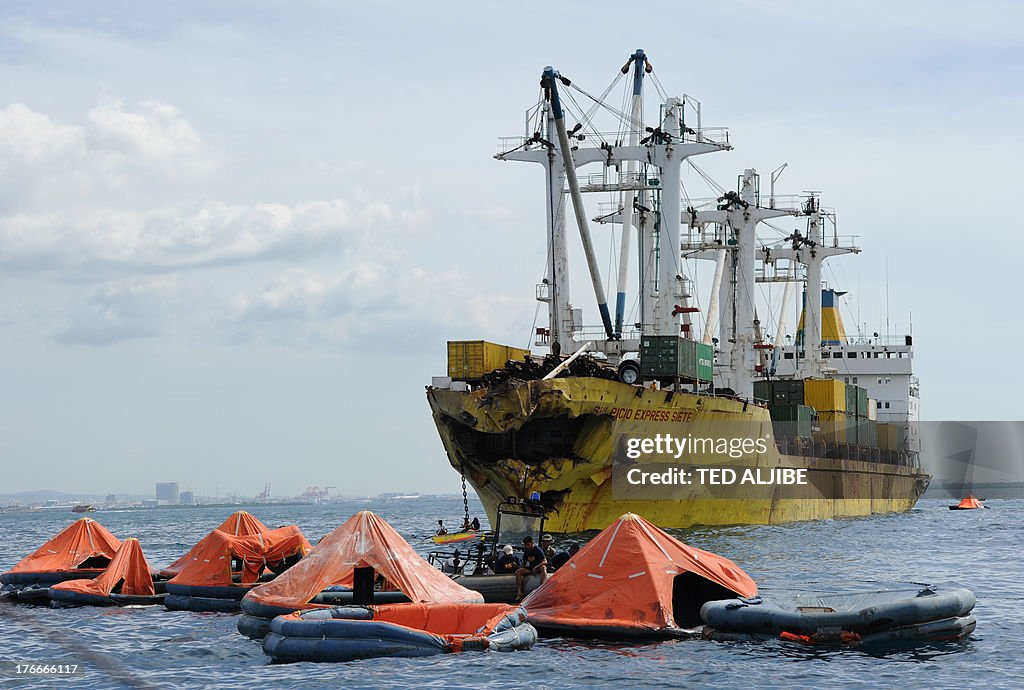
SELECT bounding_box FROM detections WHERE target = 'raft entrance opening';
[77,555,111,569]
[671,572,741,628]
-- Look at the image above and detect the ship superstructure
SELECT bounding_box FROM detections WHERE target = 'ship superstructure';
[427,50,926,531]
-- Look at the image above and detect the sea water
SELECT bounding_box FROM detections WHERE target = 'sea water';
[1,497,1021,689]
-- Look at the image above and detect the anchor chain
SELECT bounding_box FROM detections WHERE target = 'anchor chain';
[461,465,470,524]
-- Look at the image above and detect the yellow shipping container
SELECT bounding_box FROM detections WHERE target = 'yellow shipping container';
[877,423,904,451]
[803,378,847,413]
[447,340,531,381]
[877,423,892,450]
[817,411,855,443]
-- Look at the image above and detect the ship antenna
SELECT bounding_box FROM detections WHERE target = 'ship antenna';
[885,248,891,340]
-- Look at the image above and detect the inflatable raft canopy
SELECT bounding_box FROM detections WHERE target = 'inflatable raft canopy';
[1,518,122,586]
[522,513,757,638]
[160,511,271,578]
[50,538,161,606]
[950,495,986,510]
[242,511,482,620]
[263,602,536,663]
[165,526,311,612]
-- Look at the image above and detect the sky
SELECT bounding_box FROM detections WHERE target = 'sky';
[1,1,1022,498]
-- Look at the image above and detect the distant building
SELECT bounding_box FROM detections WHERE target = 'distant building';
[155,482,179,505]
[179,491,195,506]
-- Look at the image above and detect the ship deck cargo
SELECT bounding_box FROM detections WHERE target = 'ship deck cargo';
[448,341,531,382]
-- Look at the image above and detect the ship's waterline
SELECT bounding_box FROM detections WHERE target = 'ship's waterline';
[428,378,928,532]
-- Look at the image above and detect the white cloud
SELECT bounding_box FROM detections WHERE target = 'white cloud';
[0,101,213,212]
[227,263,531,350]
[0,199,404,273]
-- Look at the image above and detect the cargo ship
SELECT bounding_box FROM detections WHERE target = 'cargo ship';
[427,50,928,532]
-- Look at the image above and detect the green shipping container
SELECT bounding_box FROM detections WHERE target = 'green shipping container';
[857,387,868,417]
[817,411,855,443]
[755,379,804,405]
[640,336,712,382]
[845,384,859,415]
[754,381,771,401]
[856,418,877,447]
[695,342,714,382]
[769,404,817,439]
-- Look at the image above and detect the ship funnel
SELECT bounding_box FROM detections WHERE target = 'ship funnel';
[796,288,847,346]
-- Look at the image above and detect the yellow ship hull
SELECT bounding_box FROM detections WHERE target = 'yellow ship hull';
[427,377,929,533]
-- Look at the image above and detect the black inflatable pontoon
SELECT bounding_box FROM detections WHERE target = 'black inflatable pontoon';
[701,585,976,644]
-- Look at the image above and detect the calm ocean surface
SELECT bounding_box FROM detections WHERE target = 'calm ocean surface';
[1,496,1021,689]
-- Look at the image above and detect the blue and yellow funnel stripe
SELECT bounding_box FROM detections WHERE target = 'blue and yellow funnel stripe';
[796,289,847,346]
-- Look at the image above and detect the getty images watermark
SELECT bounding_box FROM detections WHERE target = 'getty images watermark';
[623,433,808,487]
[610,421,1024,501]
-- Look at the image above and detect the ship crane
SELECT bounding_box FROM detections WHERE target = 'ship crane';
[678,170,800,398]
[763,201,859,379]
[497,48,729,359]
[542,67,615,340]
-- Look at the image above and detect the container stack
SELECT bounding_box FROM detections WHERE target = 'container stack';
[758,378,879,447]
[753,380,817,439]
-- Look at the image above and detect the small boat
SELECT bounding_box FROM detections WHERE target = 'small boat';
[431,530,484,545]
[262,603,536,663]
[71,505,96,513]
[949,495,988,510]
[701,585,976,644]
[427,500,551,604]
[452,572,545,603]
